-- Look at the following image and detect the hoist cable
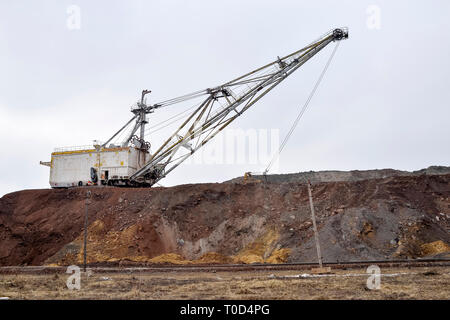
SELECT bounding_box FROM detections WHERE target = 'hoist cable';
[264,41,340,174]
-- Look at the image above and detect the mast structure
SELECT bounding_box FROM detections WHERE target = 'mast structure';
[104,28,348,186]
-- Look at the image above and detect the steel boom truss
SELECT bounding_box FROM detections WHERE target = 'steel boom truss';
[106,28,348,186]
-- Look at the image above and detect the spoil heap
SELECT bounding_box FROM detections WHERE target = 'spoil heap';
[0,169,449,266]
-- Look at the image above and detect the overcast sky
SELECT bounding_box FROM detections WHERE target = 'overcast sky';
[1,0,449,196]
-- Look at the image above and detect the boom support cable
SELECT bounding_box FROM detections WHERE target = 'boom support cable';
[264,41,341,174]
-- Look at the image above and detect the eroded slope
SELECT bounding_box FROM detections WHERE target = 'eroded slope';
[0,174,449,266]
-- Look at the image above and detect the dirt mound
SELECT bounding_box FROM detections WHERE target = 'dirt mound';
[232,229,289,264]
[227,166,450,184]
[195,252,233,264]
[421,240,450,256]
[1,171,449,266]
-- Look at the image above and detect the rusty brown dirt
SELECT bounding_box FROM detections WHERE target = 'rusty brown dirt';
[0,173,449,266]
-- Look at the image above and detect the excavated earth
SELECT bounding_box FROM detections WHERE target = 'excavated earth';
[0,169,449,266]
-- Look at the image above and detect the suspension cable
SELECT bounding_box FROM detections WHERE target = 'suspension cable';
[144,100,204,135]
[264,41,340,174]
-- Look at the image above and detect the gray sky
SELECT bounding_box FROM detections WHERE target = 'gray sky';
[1,0,449,196]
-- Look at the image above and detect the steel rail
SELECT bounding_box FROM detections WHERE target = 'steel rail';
[0,258,448,275]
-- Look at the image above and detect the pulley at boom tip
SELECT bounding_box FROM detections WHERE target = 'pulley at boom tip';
[332,28,349,41]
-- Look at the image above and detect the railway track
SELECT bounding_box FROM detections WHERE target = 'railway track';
[0,258,448,274]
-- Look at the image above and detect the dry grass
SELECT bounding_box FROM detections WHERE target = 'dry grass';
[0,267,448,300]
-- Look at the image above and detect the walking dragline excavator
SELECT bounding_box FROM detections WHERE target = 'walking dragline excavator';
[40,28,348,188]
